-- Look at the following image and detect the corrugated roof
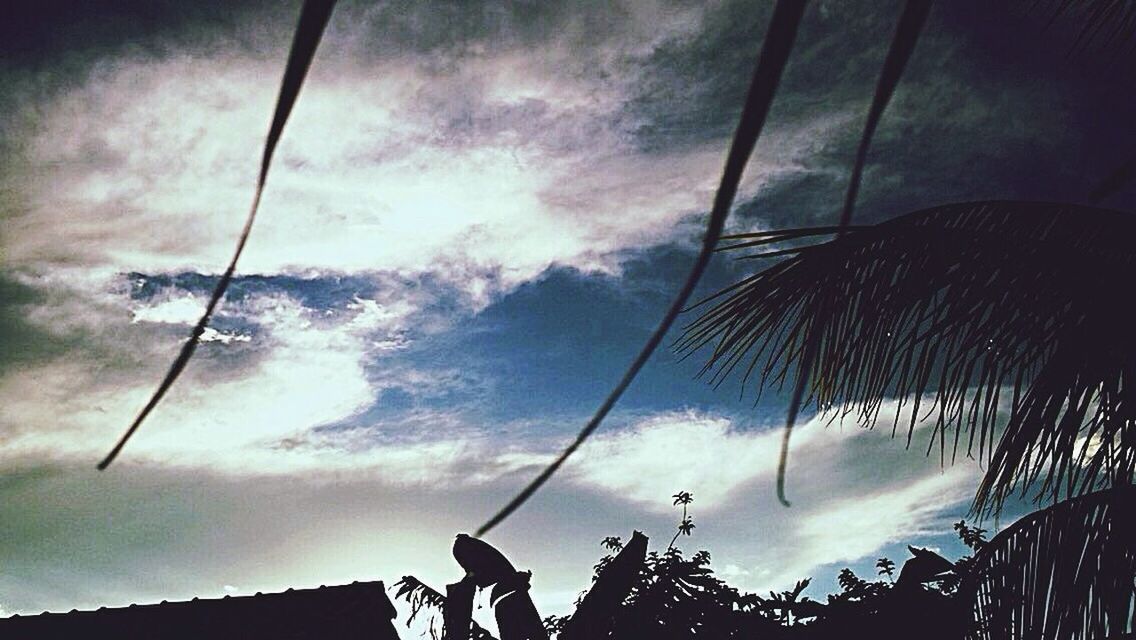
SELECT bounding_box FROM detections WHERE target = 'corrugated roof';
[0,580,400,639]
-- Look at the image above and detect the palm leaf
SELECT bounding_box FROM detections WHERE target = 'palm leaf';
[961,485,1136,640]
[776,0,930,505]
[475,0,809,536]
[838,0,931,228]
[98,0,338,469]
[678,201,1136,515]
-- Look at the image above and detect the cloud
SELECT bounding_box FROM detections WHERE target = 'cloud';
[557,404,983,592]
[130,293,207,325]
[2,9,842,309]
[0,277,398,471]
[565,410,802,509]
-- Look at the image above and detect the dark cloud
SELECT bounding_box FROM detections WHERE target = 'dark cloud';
[0,276,71,375]
[332,0,699,60]
[0,0,278,65]
[625,1,895,153]
[626,0,1136,222]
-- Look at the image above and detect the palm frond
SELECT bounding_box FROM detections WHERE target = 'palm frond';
[838,0,931,228]
[962,485,1136,640]
[767,0,931,506]
[1022,0,1136,60]
[475,0,808,536]
[678,201,1136,515]
[98,0,338,469]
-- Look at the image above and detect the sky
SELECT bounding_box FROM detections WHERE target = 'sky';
[2,0,1135,632]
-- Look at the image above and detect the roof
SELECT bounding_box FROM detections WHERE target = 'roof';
[0,581,401,639]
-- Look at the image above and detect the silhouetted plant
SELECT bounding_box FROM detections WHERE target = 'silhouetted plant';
[953,521,987,553]
[547,493,785,638]
[876,558,896,583]
[668,491,696,550]
[763,578,813,626]
[542,497,1027,639]
[961,485,1136,640]
[680,201,1136,517]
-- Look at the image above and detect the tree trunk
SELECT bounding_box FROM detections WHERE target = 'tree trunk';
[443,579,476,640]
[559,531,649,640]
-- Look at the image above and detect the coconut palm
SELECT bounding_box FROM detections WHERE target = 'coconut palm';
[961,485,1136,640]
[670,3,1136,638]
[678,201,1136,515]
[675,200,1136,636]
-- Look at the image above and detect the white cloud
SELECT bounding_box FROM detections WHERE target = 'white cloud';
[131,294,206,325]
[5,39,845,309]
[565,410,802,509]
[198,327,251,344]
[558,405,983,592]
[751,467,974,589]
[0,290,384,471]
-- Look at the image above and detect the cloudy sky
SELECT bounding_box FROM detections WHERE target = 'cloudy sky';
[2,0,1134,631]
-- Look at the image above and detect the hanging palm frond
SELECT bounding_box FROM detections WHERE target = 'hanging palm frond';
[475,0,808,537]
[838,0,931,229]
[678,201,1136,515]
[774,0,930,507]
[1020,0,1136,59]
[961,485,1136,640]
[392,576,497,640]
[98,0,338,469]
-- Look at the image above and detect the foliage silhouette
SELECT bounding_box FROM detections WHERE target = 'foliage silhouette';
[775,0,931,506]
[393,576,495,640]
[668,491,695,550]
[539,493,990,640]
[876,557,896,583]
[397,491,1133,638]
[558,531,648,640]
[960,485,1136,640]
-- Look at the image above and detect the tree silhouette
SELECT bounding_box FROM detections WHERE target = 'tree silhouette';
[679,201,1136,515]
[960,485,1136,640]
[668,491,696,550]
[675,5,1136,637]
